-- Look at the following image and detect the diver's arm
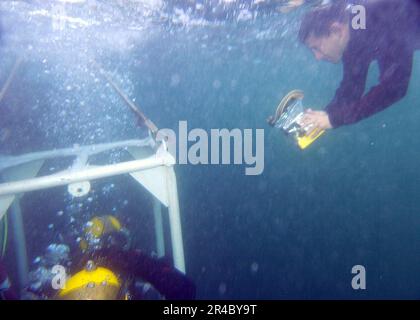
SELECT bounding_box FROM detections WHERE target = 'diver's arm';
[326,47,413,128]
[126,249,196,300]
[325,55,369,128]
[92,248,196,300]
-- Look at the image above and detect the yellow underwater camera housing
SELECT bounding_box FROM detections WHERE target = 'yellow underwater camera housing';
[268,90,324,149]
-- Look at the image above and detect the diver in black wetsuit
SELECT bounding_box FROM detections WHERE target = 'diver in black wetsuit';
[10,214,196,300]
[63,215,196,300]
[79,247,196,300]
[298,0,420,132]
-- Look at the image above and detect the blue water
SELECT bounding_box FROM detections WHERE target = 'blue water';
[0,1,420,299]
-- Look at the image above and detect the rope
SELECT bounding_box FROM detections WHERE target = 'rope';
[93,61,159,136]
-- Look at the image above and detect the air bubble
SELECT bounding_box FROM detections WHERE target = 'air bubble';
[251,262,259,273]
[218,282,227,295]
[213,80,221,89]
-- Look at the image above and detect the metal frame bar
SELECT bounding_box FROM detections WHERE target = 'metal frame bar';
[0,139,186,273]
[0,138,155,172]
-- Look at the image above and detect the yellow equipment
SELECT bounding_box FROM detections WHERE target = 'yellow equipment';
[58,261,121,300]
[80,215,123,251]
[268,90,324,150]
[85,215,122,238]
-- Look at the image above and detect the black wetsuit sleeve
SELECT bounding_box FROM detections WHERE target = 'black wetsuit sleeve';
[325,53,370,127]
[326,44,413,128]
[91,249,196,300]
[325,0,416,129]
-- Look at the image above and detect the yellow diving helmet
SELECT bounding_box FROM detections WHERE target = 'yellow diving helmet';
[58,261,121,300]
[80,215,123,251]
[86,215,122,238]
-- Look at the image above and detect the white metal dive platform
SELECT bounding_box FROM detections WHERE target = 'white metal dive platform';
[0,137,186,290]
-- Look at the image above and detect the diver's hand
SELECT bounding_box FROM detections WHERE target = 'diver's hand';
[300,109,332,137]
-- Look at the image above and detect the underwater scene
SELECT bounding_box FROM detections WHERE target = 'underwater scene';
[0,0,420,300]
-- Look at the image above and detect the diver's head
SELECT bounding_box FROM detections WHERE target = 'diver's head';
[299,2,350,63]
